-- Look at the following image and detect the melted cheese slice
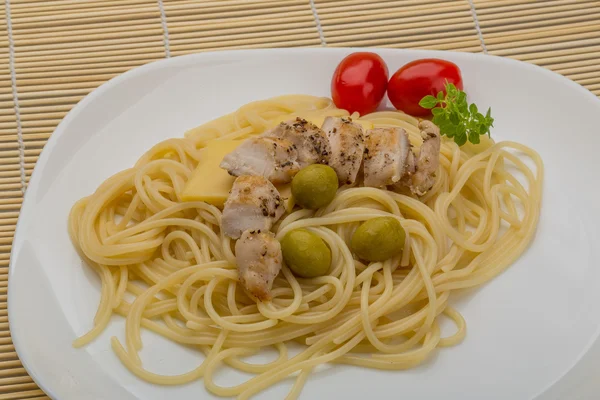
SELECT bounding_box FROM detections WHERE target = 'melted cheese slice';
[181,139,294,210]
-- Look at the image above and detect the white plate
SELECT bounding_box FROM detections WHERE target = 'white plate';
[8,48,600,400]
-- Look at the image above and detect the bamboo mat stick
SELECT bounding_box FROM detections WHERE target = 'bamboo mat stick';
[492,37,600,56]
[19,88,93,99]
[9,0,282,12]
[320,9,472,25]
[17,96,84,106]
[475,0,581,12]
[0,225,17,233]
[575,77,600,85]
[477,1,600,21]
[170,20,314,35]
[489,34,600,52]
[16,59,162,74]
[0,352,18,361]
[15,15,313,38]
[169,31,319,46]
[17,28,163,46]
[166,14,314,29]
[13,8,161,24]
[18,82,105,93]
[15,44,168,59]
[18,35,167,52]
[13,14,160,30]
[317,0,467,14]
[572,70,600,79]
[167,1,308,15]
[519,45,600,62]
[331,35,480,49]
[13,8,311,28]
[0,376,32,386]
[170,39,320,53]
[0,361,24,370]
[482,10,599,30]
[170,26,317,42]
[16,57,159,71]
[16,19,313,40]
[0,389,47,400]
[484,21,599,40]
[166,6,309,20]
[16,19,166,35]
[316,0,444,5]
[167,13,314,26]
[16,67,128,79]
[324,19,476,38]
[483,13,600,34]
[11,0,149,13]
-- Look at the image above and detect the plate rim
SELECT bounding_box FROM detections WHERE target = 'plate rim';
[8,47,600,400]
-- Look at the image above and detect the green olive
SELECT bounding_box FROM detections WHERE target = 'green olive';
[281,229,331,278]
[291,164,338,210]
[351,217,406,262]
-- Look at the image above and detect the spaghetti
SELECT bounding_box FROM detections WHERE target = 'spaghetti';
[68,95,543,399]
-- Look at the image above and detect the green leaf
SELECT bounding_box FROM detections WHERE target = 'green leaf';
[432,114,446,127]
[474,112,484,124]
[431,107,444,116]
[479,123,489,135]
[444,122,457,136]
[485,108,494,126]
[454,133,467,146]
[449,112,460,125]
[469,130,481,144]
[457,91,467,106]
[446,83,458,97]
[437,119,453,136]
[430,81,494,146]
[419,95,438,109]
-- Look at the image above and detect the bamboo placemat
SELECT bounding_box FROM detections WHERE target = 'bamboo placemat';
[0,0,598,398]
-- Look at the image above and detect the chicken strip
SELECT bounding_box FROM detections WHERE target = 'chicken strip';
[411,120,441,195]
[391,144,416,193]
[363,127,411,188]
[222,175,285,239]
[220,136,300,184]
[264,118,331,167]
[322,117,365,185]
[235,229,282,301]
[400,150,416,187]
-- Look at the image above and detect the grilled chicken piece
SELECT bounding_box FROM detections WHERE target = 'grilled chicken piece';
[222,175,285,239]
[391,144,417,193]
[411,120,441,195]
[363,127,411,188]
[235,229,282,301]
[322,117,365,185]
[264,118,331,167]
[399,150,416,188]
[220,137,300,184]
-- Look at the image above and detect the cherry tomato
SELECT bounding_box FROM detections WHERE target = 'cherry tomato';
[331,52,388,116]
[387,59,463,117]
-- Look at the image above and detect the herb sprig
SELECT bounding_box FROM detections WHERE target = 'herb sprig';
[419,83,494,146]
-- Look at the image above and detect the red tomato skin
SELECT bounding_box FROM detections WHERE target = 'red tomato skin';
[387,59,463,117]
[331,52,389,116]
